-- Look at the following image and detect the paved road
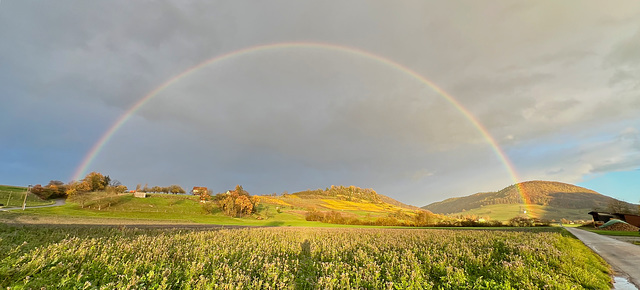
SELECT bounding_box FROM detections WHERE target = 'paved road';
[0,198,65,211]
[565,227,640,288]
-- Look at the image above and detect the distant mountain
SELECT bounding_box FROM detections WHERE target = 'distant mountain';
[422,181,638,221]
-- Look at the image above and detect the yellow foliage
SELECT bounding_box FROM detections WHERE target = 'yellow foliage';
[321,199,386,212]
[257,196,291,206]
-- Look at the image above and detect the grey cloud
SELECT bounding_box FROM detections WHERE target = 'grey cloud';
[4,0,640,204]
[607,26,640,67]
[521,98,581,122]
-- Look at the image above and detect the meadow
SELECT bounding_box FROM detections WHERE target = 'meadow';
[0,225,611,289]
[0,185,54,208]
[3,191,425,227]
[5,193,330,227]
[443,203,592,222]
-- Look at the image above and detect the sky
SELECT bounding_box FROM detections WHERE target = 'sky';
[1,1,639,206]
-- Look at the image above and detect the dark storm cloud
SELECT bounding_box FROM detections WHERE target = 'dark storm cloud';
[2,1,640,205]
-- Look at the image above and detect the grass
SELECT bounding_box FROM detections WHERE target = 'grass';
[582,229,640,237]
[0,225,611,289]
[0,185,54,207]
[0,193,383,228]
[444,203,593,222]
[558,223,582,227]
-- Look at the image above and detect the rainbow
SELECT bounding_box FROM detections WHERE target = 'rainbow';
[71,41,531,211]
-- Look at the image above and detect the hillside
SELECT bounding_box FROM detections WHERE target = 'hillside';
[0,185,53,207]
[256,185,442,226]
[3,185,441,227]
[258,185,437,220]
[422,181,638,221]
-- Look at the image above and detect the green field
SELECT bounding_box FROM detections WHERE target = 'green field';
[582,228,640,237]
[444,203,593,222]
[1,190,438,227]
[0,193,356,227]
[0,185,54,208]
[0,225,611,289]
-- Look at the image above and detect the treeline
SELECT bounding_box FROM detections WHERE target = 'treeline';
[30,172,187,200]
[31,172,128,200]
[306,210,551,227]
[294,185,382,203]
[305,210,443,227]
[134,184,186,194]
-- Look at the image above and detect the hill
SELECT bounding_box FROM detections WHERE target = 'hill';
[3,185,441,227]
[258,185,441,225]
[0,185,54,207]
[422,181,638,221]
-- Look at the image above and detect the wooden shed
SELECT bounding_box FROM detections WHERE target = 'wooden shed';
[133,191,147,198]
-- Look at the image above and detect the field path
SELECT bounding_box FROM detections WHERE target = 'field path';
[0,198,65,211]
[565,227,640,288]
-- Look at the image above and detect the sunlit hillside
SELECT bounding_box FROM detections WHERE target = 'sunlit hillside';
[258,185,442,224]
[423,181,639,221]
[4,185,443,227]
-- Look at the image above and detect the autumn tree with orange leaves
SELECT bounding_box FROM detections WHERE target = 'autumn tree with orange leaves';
[213,185,260,217]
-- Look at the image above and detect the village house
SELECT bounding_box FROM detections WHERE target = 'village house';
[192,187,208,195]
[192,187,210,202]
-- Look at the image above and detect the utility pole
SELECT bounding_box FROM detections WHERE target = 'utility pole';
[22,184,31,210]
[6,192,11,207]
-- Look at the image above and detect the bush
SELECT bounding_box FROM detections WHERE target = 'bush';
[508,218,551,227]
[201,201,217,214]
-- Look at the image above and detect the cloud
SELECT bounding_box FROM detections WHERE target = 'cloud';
[513,124,640,184]
[3,1,640,205]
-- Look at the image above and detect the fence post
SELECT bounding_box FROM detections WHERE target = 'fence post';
[22,185,31,210]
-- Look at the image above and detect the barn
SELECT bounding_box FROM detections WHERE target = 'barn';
[588,211,640,227]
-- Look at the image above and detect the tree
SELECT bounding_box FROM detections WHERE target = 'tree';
[114,185,128,193]
[193,187,211,201]
[30,184,45,197]
[607,199,631,214]
[235,184,248,196]
[65,180,92,208]
[168,185,186,194]
[48,180,64,187]
[82,172,109,191]
[414,210,435,226]
[213,185,259,217]
[509,216,534,227]
[109,179,122,187]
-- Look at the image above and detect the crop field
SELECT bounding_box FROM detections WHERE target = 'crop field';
[0,225,610,289]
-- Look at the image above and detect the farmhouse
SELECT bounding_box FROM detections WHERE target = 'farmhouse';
[133,191,146,198]
[192,187,208,195]
[588,211,640,227]
[192,186,211,202]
